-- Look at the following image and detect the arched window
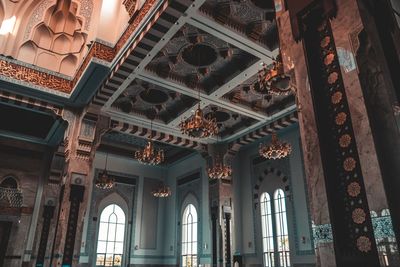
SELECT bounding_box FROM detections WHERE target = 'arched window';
[260,189,291,267]
[260,192,274,267]
[182,204,198,267]
[274,189,290,267]
[96,204,125,267]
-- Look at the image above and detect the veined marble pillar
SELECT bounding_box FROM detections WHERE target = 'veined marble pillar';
[275,0,400,266]
[50,111,109,267]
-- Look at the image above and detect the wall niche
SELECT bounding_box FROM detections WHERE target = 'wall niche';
[18,0,89,76]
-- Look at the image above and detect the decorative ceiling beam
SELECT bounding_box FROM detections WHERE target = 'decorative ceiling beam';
[227,111,298,157]
[110,118,207,152]
[138,70,267,121]
[187,14,279,61]
[101,0,207,110]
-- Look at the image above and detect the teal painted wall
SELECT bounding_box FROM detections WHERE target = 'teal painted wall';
[232,125,315,266]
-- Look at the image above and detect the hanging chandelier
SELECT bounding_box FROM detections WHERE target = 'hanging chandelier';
[207,156,232,179]
[256,54,294,96]
[134,121,165,165]
[179,103,218,138]
[259,133,292,160]
[95,153,115,189]
[152,185,172,198]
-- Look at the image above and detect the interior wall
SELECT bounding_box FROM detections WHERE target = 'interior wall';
[0,145,47,267]
[80,151,168,267]
[233,125,315,267]
[163,153,212,267]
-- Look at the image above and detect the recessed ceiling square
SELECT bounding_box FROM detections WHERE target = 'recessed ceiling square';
[112,78,198,124]
[146,24,259,95]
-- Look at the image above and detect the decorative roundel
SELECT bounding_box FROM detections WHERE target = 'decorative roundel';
[347,182,361,197]
[335,112,347,126]
[328,72,339,84]
[339,134,351,148]
[344,157,357,171]
[324,53,335,66]
[331,91,343,104]
[357,236,372,253]
[320,36,331,48]
[352,208,366,224]
[343,157,356,172]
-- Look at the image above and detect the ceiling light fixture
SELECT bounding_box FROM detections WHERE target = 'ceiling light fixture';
[207,155,232,179]
[134,120,165,165]
[256,54,295,96]
[152,185,172,198]
[259,133,292,160]
[180,49,218,138]
[180,102,218,138]
[95,153,115,189]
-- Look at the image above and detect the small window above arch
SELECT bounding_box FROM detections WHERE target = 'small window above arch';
[0,176,19,189]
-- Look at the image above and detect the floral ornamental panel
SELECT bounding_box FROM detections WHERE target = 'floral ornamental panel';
[313,215,396,245]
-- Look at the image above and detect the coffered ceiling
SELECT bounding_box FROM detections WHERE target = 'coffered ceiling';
[95,0,297,146]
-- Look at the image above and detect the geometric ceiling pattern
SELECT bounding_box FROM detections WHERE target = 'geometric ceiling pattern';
[0,0,298,161]
[96,0,296,145]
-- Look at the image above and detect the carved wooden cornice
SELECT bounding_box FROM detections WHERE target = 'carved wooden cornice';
[123,0,138,17]
[0,0,159,96]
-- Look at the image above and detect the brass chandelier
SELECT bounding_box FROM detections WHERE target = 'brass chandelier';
[207,156,232,179]
[134,121,165,165]
[152,185,171,198]
[180,103,218,138]
[259,133,292,160]
[95,153,115,190]
[256,54,294,96]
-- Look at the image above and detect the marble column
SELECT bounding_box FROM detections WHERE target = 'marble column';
[208,144,234,267]
[50,111,109,267]
[275,2,336,266]
[275,0,399,266]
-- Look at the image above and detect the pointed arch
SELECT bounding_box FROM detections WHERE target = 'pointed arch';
[18,41,37,64]
[274,189,290,267]
[60,54,77,76]
[182,203,198,267]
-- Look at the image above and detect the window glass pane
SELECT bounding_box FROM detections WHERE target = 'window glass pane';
[96,254,105,266]
[98,222,108,241]
[109,213,117,223]
[114,205,125,223]
[100,205,114,222]
[116,224,125,242]
[114,242,124,254]
[114,254,122,266]
[96,204,126,267]
[97,241,107,253]
[107,223,116,242]
[106,241,115,253]
[105,254,113,266]
[181,204,198,267]
[274,189,290,267]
